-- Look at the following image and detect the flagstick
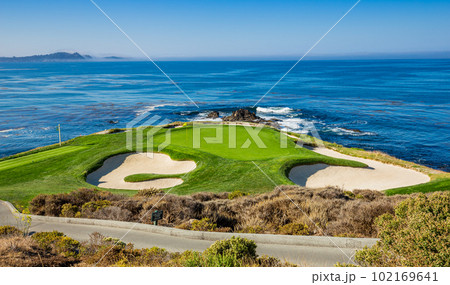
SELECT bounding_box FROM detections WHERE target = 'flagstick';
[58,124,61,146]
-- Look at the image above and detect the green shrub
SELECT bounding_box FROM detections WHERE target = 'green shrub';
[228,190,248,200]
[81,200,111,216]
[176,250,204,267]
[277,223,310,235]
[103,237,126,248]
[205,236,257,261]
[355,192,450,267]
[0,225,22,236]
[60,203,79,217]
[32,231,65,250]
[203,252,242,267]
[343,191,355,199]
[191,218,217,231]
[32,231,81,257]
[56,236,82,257]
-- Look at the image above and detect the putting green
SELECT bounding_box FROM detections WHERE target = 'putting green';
[151,125,300,160]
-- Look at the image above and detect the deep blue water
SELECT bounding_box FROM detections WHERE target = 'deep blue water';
[0,60,449,171]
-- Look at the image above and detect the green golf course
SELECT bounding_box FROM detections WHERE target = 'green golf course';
[0,123,448,209]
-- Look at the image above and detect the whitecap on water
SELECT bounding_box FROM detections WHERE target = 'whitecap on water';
[256,106,293,115]
[0,127,25,133]
[325,127,376,136]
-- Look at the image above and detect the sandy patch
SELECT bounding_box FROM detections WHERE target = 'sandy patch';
[86,153,196,190]
[289,147,430,191]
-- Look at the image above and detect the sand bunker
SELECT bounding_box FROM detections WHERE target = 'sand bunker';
[86,153,196,190]
[289,147,430,191]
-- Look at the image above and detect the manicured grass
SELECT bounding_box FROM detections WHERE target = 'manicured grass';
[0,124,366,209]
[0,146,86,171]
[124,173,182,182]
[385,178,450,195]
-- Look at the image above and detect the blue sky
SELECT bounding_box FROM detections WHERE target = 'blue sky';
[1,0,449,58]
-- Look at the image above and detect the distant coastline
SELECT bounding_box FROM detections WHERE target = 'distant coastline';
[1,51,450,63]
[0,52,125,63]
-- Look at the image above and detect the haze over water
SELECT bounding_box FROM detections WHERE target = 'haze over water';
[0,60,449,171]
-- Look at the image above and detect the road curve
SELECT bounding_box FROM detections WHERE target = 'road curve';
[0,201,374,266]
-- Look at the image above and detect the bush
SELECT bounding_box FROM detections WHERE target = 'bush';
[60,203,79,217]
[81,200,111,217]
[30,186,407,238]
[29,188,125,216]
[355,192,450,267]
[103,237,126,248]
[32,231,81,257]
[191,218,217,231]
[0,236,78,267]
[277,223,310,235]
[205,236,257,261]
[135,188,164,197]
[92,206,132,221]
[228,190,248,200]
[238,226,265,234]
[0,226,22,236]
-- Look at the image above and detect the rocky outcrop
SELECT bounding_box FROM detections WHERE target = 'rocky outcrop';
[222,109,263,122]
[206,111,219,119]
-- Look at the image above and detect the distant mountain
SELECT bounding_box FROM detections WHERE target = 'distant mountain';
[104,56,124,60]
[0,52,88,62]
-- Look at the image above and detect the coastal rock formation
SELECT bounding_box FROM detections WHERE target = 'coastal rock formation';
[206,111,219,119]
[222,109,264,122]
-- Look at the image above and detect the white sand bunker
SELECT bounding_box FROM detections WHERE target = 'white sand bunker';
[86,153,196,190]
[289,147,430,191]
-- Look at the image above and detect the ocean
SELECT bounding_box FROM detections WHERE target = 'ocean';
[0,60,449,171]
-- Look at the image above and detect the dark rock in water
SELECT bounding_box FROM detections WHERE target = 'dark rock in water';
[108,120,118,124]
[206,111,219,119]
[223,109,265,123]
[342,127,362,133]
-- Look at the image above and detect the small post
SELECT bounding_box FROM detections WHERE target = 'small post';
[58,124,62,146]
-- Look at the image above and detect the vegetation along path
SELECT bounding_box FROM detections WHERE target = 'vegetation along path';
[0,201,372,266]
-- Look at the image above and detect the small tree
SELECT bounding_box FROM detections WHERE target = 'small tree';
[355,192,449,267]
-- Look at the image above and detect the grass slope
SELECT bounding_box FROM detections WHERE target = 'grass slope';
[0,124,365,209]
[0,146,86,171]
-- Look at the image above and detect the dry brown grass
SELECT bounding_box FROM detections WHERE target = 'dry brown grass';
[0,236,77,267]
[30,186,421,238]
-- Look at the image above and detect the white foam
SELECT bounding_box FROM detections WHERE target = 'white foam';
[256,107,293,115]
[326,127,376,136]
[0,127,25,133]
[134,104,167,116]
[278,118,314,133]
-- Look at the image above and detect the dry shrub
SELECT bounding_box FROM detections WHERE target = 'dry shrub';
[0,236,78,267]
[0,226,22,237]
[327,200,396,237]
[277,223,310,235]
[30,186,415,238]
[134,188,164,198]
[91,206,133,221]
[29,188,125,216]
